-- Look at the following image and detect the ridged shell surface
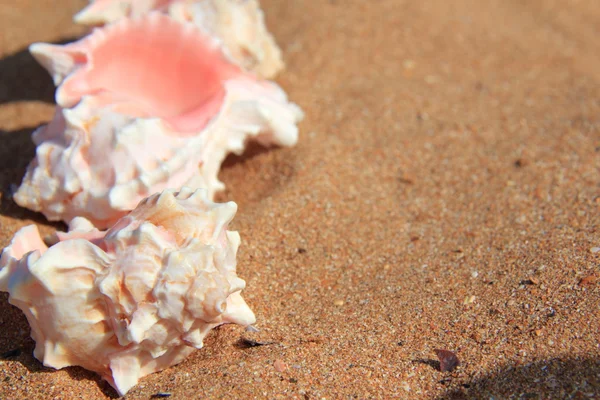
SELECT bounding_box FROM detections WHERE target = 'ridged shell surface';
[0,188,255,396]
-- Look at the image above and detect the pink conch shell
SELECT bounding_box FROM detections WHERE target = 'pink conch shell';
[75,0,284,78]
[0,188,255,396]
[14,13,303,228]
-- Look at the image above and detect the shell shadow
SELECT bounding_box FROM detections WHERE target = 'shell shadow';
[438,357,600,399]
[0,293,119,398]
[0,38,78,105]
[220,141,273,170]
[413,358,442,371]
[0,37,78,227]
[62,367,120,398]
[0,127,64,227]
[217,142,297,205]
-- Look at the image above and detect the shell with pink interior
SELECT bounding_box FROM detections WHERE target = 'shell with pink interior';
[14,12,303,228]
[0,188,255,396]
[74,0,284,78]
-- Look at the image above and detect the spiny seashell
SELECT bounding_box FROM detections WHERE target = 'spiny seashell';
[75,0,284,78]
[14,13,303,228]
[0,188,255,396]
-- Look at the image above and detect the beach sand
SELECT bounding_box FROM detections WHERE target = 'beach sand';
[0,0,598,398]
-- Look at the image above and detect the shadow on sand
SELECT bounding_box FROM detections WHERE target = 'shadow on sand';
[0,39,79,225]
[0,38,78,105]
[438,357,599,399]
[0,127,64,227]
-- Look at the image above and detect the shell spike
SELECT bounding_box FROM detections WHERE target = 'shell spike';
[109,352,142,396]
[29,43,84,87]
[223,292,255,326]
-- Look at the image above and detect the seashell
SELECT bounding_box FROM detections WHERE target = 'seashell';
[75,0,284,78]
[0,188,255,396]
[14,13,303,228]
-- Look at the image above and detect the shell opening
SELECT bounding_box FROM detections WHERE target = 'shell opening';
[64,14,242,132]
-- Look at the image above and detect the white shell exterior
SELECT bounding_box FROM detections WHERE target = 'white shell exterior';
[75,0,285,78]
[0,188,255,396]
[14,79,302,228]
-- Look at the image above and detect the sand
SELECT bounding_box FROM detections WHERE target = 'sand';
[0,0,599,398]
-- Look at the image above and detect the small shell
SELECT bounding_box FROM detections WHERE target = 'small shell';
[75,0,284,78]
[14,13,303,228]
[0,188,255,396]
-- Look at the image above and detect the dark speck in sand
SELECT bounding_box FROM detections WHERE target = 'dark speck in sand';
[434,349,460,372]
[151,393,172,398]
[237,337,277,348]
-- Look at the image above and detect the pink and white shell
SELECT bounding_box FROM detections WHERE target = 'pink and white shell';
[0,188,255,396]
[14,13,303,228]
